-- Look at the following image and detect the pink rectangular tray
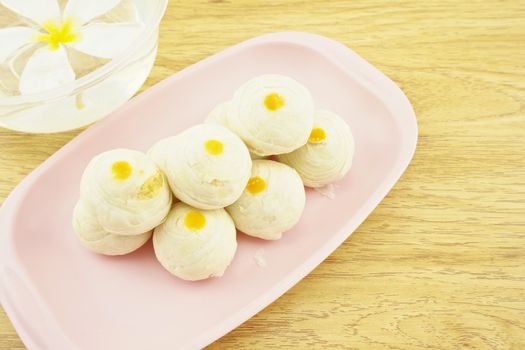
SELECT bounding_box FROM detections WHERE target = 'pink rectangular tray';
[0,32,417,349]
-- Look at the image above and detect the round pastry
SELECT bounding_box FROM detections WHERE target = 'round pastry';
[153,202,237,281]
[148,123,252,209]
[80,148,172,235]
[227,74,315,156]
[73,200,152,256]
[205,101,265,160]
[278,110,355,188]
[147,135,178,171]
[226,159,305,240]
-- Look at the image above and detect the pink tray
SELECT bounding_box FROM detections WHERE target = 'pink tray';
[0,32,417,349]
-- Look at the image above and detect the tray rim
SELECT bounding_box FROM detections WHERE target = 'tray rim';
[0,31,418,350]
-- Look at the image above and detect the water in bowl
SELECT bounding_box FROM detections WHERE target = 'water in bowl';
[0,0,161,132]
[0,0,144,97]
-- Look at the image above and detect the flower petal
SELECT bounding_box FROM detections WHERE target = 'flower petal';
[72,22,143,59]
[0,26,37,64]
[19,45,76,95]
[0,0,60,25]
[63,0,122,25]
[103,0,140,24]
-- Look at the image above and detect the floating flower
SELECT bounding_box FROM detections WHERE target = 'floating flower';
[0,0,142,95]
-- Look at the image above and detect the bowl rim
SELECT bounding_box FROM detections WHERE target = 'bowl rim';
[0,0,168,107]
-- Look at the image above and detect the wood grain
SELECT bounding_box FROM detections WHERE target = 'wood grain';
[1,0,525,349]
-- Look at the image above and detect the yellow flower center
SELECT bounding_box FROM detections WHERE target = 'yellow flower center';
[35,18,80,50]
[246,176,267,195]
[308,127,327,143]
[111,161,133,180]
[264,92,285,111]
[184,211,206,231]
[204,139,224,155]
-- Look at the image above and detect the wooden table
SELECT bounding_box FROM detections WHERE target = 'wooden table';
[1,1,524,349]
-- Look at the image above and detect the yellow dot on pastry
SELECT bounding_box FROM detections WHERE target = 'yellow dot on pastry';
[137,172,163,199]
[204,139,224,155]
[308,127,326,143]
[184,211,206,231]
[111,161,132,180]
[264,92,285,111]
[246,176,267,195]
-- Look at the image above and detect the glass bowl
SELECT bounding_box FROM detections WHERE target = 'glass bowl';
[0,0,168,133]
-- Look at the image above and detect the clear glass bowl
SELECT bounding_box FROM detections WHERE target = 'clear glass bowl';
[0,0,168,133]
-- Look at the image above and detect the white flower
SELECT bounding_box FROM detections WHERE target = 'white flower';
[0,0,142,95]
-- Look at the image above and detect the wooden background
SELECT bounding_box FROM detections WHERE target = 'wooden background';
[1,0,524,349]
